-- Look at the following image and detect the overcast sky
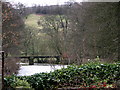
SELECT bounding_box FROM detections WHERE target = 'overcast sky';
[7,0,84,6]
[7,0,120,7]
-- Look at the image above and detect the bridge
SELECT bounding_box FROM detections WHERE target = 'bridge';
[16,55,61,65]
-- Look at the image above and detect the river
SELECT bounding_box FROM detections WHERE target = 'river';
[17,63,67,76]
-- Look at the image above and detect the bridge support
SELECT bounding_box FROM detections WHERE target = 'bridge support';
[28,57,34,65]
[56,57,60,64]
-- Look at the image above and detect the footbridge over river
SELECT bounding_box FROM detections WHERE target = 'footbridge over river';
[16,55,61,65]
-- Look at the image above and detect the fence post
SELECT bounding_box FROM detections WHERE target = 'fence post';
[2,51,4,89]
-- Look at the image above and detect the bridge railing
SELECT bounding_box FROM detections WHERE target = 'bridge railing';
[16,55,61,65]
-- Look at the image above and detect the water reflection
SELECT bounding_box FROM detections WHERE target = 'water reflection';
[17,63,67,76]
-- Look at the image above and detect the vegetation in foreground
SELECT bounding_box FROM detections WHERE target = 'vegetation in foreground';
[4,62,120,89]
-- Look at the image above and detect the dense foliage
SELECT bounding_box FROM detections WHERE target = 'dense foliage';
[4,62,120,89]
[4,77,31,89]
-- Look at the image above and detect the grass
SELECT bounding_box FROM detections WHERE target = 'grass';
[25,14,43,29]
[25,14,48,37]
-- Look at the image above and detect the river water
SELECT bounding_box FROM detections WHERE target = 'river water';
[17,63,67,76]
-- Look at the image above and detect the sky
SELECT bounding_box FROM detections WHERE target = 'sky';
[7,0,120,7]
[7,0,84,7]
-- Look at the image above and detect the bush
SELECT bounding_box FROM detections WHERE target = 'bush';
[4,75,32,89]
[4,58,20,75]
[4,62,120,89]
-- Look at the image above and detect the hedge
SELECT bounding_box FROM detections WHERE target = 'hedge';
[4,62,120,89]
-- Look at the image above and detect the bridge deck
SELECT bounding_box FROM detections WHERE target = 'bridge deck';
[18,56,60,58]
[15,55,60,65]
